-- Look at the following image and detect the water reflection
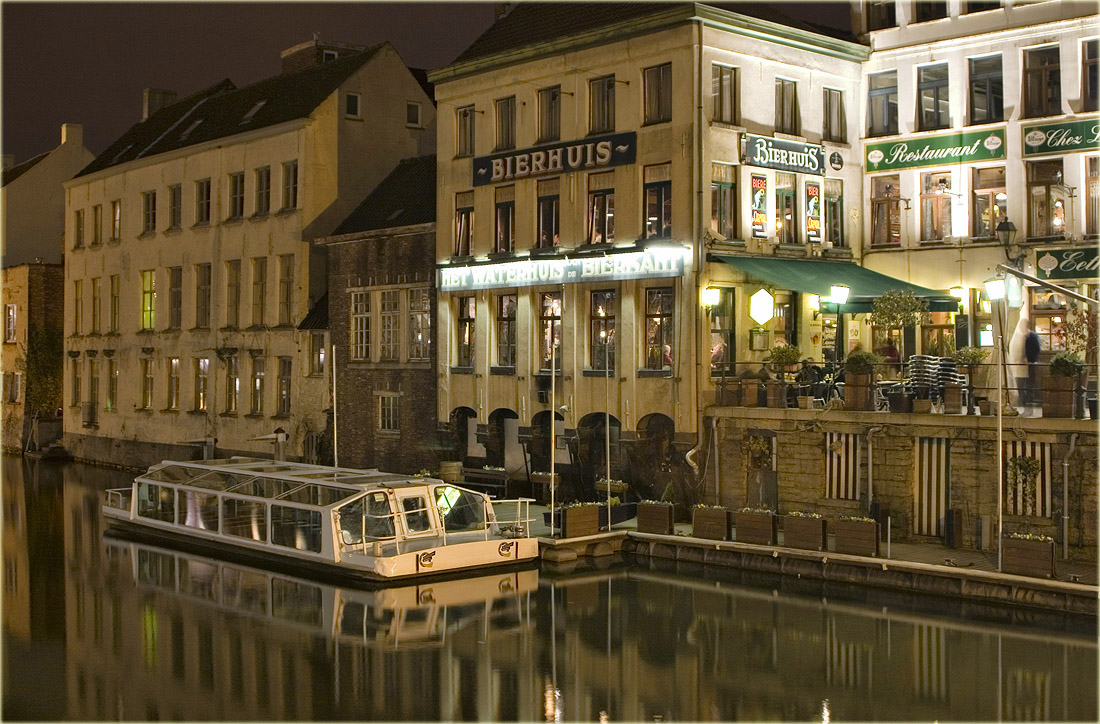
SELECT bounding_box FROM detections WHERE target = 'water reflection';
[2,458,1098,721]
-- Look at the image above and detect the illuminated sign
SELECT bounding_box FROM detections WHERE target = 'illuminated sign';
[743,133,825,175]
[1035,247,1099,279]
[473,132,636,186]
[865,129,1005,170]
[806,181,821,242]
[751,174,768,238]
[1022,118,1100,156]
[438,248,686,292]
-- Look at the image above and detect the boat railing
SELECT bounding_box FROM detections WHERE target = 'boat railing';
[104,487,132,512]
[491,498,535,540]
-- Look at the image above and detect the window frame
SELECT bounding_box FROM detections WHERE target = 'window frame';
[195,179,211,225]
[379,289,400,362]
[73,209,84,249]
[775,172,799,245]
[917,63,951,131]
[345,92,361,119]
[644,180,672,239]
[538,292,562,373]
[587,186,615,244]
[494,197,515,254]
[3,304,16,343]
[350,291,371,362]
[537,193,560,248]
[252,257,267,327]
[195,263,212,328]
[919,171,954,242]
[643,63,672,125]
[141,191,156,234]
[140,358,154,409]
[868,71,898,137]
[276,357,291,417]
[1027,159,1067,238]
[168,184,182,229]
[708,288,736,376]
[871,175,902,246]
[255,167,271,216]
[1084,39,1099,113]
[109,275,119,332]
[589,289,617,371]
[711,180,737,240]
[456,105,475,157]
[454,200,474,257]
[823,88,847,143]
[712,64,738,125]
[225,354,239,414]
[194,358,209,412]
[90,277,101,334]
[309,332,327,375]
[73,280,83,335]
[971,166,1007,239]
[110,200,121,240]
[250,355,265,415]
[968,55,1004,124]
[456,296,476,368]
[167,357,180,411]
[589,75,616,134]
[226,260,241,328]
[538,86,561,143]
[281,161,299,210]
[141,270,156,331]
[408,288,431,362]
[278,254,294,326]
[228,172,245,219]
[495,294,517,367]
[643,287,675,371]
[774,77,800,136]
[1024,46,1062,118]
[168,266,182,330]
[92,204,102,246]
[495,96,516,151]
[378,393,399,432]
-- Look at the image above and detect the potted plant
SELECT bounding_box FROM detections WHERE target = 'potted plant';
[1006,455,1041,517]
[735,507,777,545]
[912,387,934,414]
[782,510,827,550]
[1001,532,1055,578]
[765,344,802,409]
[843,351,884,411]
[692,503,730,541]
[1043,351,1084,418]
[833,515,880,556]
[871,290,930,360]
[636,499,675,535]
[952,347,988,415]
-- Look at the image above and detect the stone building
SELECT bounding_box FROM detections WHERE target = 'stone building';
[62,38,435,468]
[318,154,439,472]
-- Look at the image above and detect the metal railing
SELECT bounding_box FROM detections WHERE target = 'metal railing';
[104,488,132,511]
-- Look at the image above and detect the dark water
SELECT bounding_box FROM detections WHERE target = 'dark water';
[2,457,1097,721]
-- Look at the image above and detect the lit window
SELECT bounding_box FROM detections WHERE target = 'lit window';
[408,289,430,362]
[456,297,475,367]
[539,292,562,372]
[590,290,617,370]
[644,288,675,370]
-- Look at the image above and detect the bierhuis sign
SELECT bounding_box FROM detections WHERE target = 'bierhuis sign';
[473,132,636,187]
[865,129,1005,171]
[1022,118,1100,156]
[743,134,825,175]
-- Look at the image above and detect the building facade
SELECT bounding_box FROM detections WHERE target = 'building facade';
[62,40,435,467]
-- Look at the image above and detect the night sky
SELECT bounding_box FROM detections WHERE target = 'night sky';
[2,2,851,164]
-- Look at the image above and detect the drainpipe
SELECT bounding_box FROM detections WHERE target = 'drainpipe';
[685,18,706,480]
[866,427,882,513]
[1062,433,1078,560]
[711,416,720,501]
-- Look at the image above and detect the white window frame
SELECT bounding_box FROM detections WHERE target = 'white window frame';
[377,392,400,432]
[345,93,362,119]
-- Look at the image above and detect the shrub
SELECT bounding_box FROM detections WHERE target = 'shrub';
[952,346,988,368]
[1049,351,1085,378]
[766,344,803,368]
[844,350,884,375]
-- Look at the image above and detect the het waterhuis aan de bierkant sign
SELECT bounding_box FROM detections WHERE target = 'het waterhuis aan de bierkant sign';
[742,134,825,175]
[473,132,637,187]
[865,129,1006,171]
[438,248,685,292]
[1022,118,1100,156]
[1035,247,1099,280]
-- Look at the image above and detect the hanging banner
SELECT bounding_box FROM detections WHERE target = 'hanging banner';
[751,174,768,238]
[1022,118,1100,156]
[806,181,822,242]
[743,133,825,175]
[865,129,1005,171]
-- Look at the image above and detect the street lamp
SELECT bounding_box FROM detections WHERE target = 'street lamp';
[598,306,612,524]
[996,219,1018,265]
[549,295,561,536]
[829,284,850,305]
[984,275,1006,571]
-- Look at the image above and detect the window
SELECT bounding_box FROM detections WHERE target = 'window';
[226,260,241,327]
[281,161,299,211]
[140,358,153,409]
[587,172,615,243]
[228,173,244,219]
[867,0,896,29]
[775,78,800,135]
[1025,46,1061,118]
[711,164,737,240]
[141,271,156,330]
[712,64,738,124]
[454,191,474,256]
[168,185,182,229]
[495,96,516,150]
[323,49,338,62]
[195,264,211,328]
[644,179,672,240]
[71,359,80,406]
[252,258,267,326]
[195,179,211,224]
[966,0,1000,12]
[278,254,293,325]
[106,359,117,411]
[918,64,950,131]
[408,288,430,362]
[589,75,615,133]
[91,277,101,333]
[350,291,370,361]
[255,167,270,215]
[110,200,121,240]
[823,88,846,142]
[1084,40,1099,112]
[406,102,422,127]
[3,305,15,343]
[1028,160,1067,238]
[538,86,561,142]
[250,356,265,414]
[495,294,516,367]
[73,280,83,335]
[775,172,798,244]
[590,290,617,370]
[168,266,182,329]
[456,106,475,157]
[825,179,846,247]
[3,372,20,403]
[708,288,735,375]
[920,172,953,241]
[142,191,156,233]
[167,358,180,410]
[1088,156,1099,236]
[457,296,475,367]
[225,355,239,413]
[276,358,291,416]
[109,275,119,332]
[972,167,1007,238]
[914,1,947,22]
[379,394,399,431]
[345,93,361,118]
[310,332,326,375]
[379,290,399,361]
[868,71,898,136]
[871,175,901,246]
[537,179,560,248]
[644,288,675,370]
[539,292,562,372]
[73,210,84,248]
[644,63,672,124]
[87,359,98,419]
[92,205,102,245]
[967,56,1003,125]
[194,358,209,412]
[495,187,514,253]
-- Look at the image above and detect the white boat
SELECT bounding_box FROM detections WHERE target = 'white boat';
[102,457,538,581]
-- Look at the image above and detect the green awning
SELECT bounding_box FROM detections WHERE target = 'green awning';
[709,254,959,312]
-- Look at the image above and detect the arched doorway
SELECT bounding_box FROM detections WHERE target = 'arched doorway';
[448,407,478,465]
[486,408,520,471]
[576,412,621,483]
[528,410,566,475]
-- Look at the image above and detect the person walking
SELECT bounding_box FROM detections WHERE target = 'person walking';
[1025,325,1041,406]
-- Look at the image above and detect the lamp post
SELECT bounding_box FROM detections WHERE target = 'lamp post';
[985,275,1006,571]
[549,296,560,537]
[996,219,1018,267]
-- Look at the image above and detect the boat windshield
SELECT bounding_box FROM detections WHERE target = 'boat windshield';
[434,486,487,533]
[337,492,396,546]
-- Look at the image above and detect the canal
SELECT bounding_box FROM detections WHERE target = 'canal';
[3,457,1097,721]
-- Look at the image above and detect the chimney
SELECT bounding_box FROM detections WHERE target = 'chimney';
[142,89,178,121]
[2,155,12,170]
[61,123,83,147]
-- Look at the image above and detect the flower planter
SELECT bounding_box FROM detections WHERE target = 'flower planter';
[798,395,814,409]
[1002,537,1055,578]
[766,380,788,408]
[782,515,827,551]
[636,502,675,535]
[740,379,760,408]
[1042,376,1076,418]
[942,383,963,414]
[833,519,880,556]
[734,510,777,545]
[886,390,912,413]
[692,507,730,541]
[912,398,933,414]
[844,374,875,411]
[978,399,994,416]
[562,505,600,538]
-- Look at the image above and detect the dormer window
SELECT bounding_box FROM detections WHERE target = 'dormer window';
[180,119,203,140]
[240,101,266,124]
[323,50,338,63]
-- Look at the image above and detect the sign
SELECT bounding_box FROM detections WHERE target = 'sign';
[1022,118,1100,156]
[805,181,822,242]
[865,129,1005,171]
[743,134,825,175]
[829,152,844,170]
[750,175,768,238]
[473,132,636,186]
[1035,247,1099,280]
[438,247,686,292]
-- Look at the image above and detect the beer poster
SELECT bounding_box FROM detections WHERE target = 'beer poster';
[806,181,821,242]
[751,174,768,238]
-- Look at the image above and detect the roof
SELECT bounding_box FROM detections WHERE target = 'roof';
[298,292,328,331]
[2,151,49,187]
[408,67,435,104]
[76,45,385,178]
[331,155,436,235]
[451,2,855,66]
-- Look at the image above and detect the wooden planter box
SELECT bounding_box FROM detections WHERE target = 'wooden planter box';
[692,507,730,540]
[740,379,760,407]
[782,515,827,551]
[636,502,675,535]
[942,383,963,414]
[561,505,600,538]
[734,511,777,545]
[1042,376,1076,418]
[912,398,933,413]
[765,380,788,408]
[845,374,874,411]
[1002,537,1055,578]
[833,519,880,556]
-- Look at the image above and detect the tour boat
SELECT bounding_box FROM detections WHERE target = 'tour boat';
[102,457,538,581]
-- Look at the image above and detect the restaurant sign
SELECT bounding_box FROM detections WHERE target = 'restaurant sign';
[473,132,636,187]
[865,129,1005,171]
[1022,118,1100,156]
[743,134,825,175]
[1035,247,1099,280]
[438,248,686,292]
